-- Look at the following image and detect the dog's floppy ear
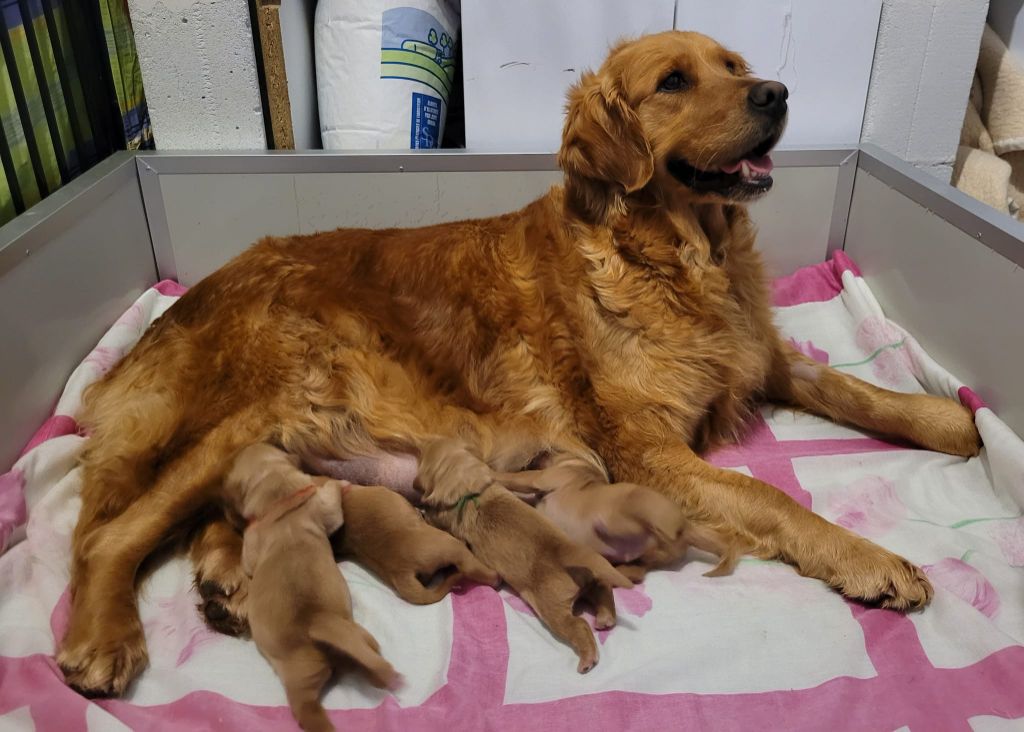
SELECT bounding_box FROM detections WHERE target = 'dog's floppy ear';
[558,70,654,223]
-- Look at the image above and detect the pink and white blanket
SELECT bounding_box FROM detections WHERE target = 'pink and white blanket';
[2,253,1023,731]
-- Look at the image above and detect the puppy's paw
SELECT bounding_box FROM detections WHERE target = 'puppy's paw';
[593,604,616,631]
[457,552,502,589]
[614,563,649,584]
[415,440,495,506]
[577,650,598,674]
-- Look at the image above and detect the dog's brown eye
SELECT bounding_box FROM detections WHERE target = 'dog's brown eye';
[658,71,688,92]
[725,60,737,74]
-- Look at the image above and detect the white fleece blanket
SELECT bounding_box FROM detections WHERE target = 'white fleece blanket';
[1,254,1022,731]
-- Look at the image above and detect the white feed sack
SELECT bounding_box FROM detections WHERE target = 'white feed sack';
[315,0,460,150]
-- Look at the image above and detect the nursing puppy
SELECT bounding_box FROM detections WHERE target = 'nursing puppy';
[495,454,743,582]
[419,441,633,673]
[224,444,396,732]
[337,483,501,603]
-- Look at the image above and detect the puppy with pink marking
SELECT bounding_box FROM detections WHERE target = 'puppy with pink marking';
[224,444,397,732]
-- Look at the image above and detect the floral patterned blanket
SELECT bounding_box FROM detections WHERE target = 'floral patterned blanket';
[1,253,1022,731]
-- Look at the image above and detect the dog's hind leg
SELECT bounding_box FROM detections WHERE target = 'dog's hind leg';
[190,515,250,636]
[58,408,268,697]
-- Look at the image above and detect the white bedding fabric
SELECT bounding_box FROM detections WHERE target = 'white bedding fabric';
[0,256,1022,731]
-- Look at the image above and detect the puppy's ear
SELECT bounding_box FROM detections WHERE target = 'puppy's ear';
[558,71,654,223]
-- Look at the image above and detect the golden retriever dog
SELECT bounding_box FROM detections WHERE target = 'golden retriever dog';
[493,452,742,582]
[222,444,396,732]
[58,31,980,696]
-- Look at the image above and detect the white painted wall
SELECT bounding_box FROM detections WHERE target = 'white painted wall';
[861,0,989,182]
[129,0,266,150]
[677,0,883,148]
[462,0,676,153]
[461,0,883,152]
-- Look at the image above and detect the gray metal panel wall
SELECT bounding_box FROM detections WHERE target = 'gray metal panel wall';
[844,169,1024,435]
[0,154,158,470]
[139,150,848,286]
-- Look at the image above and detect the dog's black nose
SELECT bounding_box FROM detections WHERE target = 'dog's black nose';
[748,81,789,116]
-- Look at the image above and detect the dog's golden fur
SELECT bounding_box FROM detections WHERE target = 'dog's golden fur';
[58,31,980,696]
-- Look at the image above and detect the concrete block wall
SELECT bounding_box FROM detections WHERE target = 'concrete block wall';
[128,0,266,150]
[861,0,989,182]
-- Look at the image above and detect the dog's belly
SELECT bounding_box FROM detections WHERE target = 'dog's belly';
[305,453,420,501]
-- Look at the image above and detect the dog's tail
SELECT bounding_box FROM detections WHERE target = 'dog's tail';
[309,614,398,689]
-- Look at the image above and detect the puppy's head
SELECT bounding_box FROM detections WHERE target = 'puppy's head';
[223,443,303,521]
[559,31,788,220]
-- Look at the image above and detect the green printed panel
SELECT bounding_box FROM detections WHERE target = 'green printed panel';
[8,24,60,191]
[0,55,40,207]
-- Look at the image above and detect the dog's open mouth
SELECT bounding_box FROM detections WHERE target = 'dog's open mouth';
[667,135,779,199]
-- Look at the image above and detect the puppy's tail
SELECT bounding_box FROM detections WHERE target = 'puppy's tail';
[309,615,397,689]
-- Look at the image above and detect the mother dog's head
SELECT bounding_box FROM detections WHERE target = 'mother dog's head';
[559,31,788,222]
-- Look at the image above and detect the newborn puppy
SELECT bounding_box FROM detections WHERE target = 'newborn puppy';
[224,444,396,732]
[337,483,501,604]
[423,476,632,674]
[495,454,742,582]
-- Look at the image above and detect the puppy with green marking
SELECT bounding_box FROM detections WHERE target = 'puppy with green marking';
[418,439,633,674]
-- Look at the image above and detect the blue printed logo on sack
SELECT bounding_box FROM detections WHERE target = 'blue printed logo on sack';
[380,7,457,149]
[410,92,441,149]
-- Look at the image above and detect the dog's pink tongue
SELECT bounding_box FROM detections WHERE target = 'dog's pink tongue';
[721,154,774,176]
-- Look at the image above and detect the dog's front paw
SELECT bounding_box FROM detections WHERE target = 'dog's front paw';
[827,541,933,612]
[58,615,148,697]
[193,524,251,636]
[906,395,981,458]
[197,573,250,636]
